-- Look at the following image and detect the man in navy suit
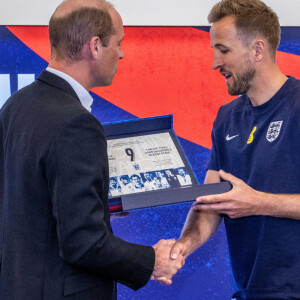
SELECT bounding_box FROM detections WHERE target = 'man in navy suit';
[0,0,184,299]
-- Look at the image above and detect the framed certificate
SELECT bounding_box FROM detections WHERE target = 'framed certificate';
[103,115,231,212]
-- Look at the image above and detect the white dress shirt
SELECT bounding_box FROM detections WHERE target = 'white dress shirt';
[46,67,93,112]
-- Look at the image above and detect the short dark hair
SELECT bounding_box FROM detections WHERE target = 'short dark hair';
[49,4,115,61]
[130,174,140,180]
[208,0,280,58]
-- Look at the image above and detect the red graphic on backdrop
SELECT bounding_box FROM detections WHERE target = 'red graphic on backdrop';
[7,26,300,149]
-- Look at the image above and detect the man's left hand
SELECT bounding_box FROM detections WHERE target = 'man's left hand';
[193,170,264,219]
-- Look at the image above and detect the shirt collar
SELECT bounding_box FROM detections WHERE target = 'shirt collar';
[46,67,93,112]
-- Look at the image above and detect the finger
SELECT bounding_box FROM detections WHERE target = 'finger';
[111,212,129,219]
[219,170,240,185]
[159,278,172,285]
[192,205,229,217]
[119,212,129,217]
[153,276,172,285]
[194,194,226,204]
[167,238,176,245]
[177,256,185,268]
[174,259,184,270]
[192,202,227,212]
[154,276,167,282]
[156,239,174,247]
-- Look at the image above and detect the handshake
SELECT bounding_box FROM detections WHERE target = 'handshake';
[151,239,187,285]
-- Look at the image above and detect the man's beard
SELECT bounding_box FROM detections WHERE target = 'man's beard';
[228,67,256,96]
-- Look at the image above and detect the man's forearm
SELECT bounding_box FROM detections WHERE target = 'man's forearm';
[178,209,222,258]
[258,192,300,220]
[171,169,222,259]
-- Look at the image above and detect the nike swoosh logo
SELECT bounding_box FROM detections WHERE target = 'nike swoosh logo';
[226,134,239,141]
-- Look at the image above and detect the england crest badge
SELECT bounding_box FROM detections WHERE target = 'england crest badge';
[266,121,283,142]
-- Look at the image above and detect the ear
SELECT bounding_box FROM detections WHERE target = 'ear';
[89,36,102,59]
[253,40,265,62]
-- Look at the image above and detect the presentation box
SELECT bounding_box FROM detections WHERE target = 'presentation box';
[103,115,231,212]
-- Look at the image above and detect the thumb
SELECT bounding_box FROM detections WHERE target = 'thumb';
[170,242,183,260]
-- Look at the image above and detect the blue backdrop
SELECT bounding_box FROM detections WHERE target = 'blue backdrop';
[0,25,299,299]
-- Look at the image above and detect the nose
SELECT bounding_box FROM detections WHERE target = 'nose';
[212,51,223,70]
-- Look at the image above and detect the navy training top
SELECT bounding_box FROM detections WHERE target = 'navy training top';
[207,77,300,299]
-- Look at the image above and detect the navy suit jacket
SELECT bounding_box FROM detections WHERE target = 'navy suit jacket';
[0,71,155,300]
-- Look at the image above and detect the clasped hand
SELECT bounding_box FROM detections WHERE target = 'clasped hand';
[151,239,185,285]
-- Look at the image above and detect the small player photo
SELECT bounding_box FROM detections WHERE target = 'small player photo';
[109,177,122,197]
[176,167,192,186]
[130,174,145,192]
[141,172,158,191]
[164,169,181,188]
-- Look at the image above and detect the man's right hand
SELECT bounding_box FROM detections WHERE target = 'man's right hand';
[151,239,185,285]
[170,239,189,261]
